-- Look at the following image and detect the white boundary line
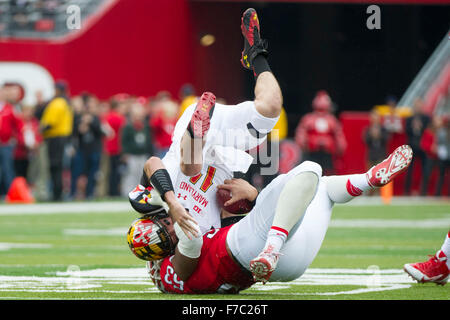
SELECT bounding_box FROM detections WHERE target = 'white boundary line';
[0,197,449,215]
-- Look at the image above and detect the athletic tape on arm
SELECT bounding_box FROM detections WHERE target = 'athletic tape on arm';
[174,222,203,259]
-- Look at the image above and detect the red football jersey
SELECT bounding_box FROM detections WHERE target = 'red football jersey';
[156,226,254,294]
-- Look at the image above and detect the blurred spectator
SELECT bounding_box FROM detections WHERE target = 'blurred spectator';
[149,98,178,158]
[435,116,450,195]
[70,95,104,200]
[420,115,450,196]
[381,95,403,134]
[178,83,197,118]
[364,111,389,169]
[40,80,73,201]
[363,111,389,195]
[121,103,154,196]
[2,82,25,112]
[295,90,347,175]
[0,85,24,195]
[34,89,48,120]
[102,98,126,197]
[14,104,43,181]
[404,98,431,195]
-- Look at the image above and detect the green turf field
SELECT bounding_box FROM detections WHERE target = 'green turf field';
[0,200,448,300]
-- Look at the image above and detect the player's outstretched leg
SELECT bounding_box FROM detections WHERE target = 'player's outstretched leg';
[187,91,216,139]
[180,92,216,176]
[240,8,268,72]
[325,144,413,203]
[403,231,450,286]
[249,170,320,283]
[241,8,282,119]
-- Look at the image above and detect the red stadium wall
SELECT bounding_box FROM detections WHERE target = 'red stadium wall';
[0,0,195,100]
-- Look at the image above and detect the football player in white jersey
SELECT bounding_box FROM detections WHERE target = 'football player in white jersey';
[132,8,282,238]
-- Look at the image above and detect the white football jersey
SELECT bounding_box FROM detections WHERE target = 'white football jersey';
[162,147,232,234]
[161,100,279,233]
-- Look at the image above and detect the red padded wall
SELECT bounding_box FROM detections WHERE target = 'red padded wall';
[0,0,195,100]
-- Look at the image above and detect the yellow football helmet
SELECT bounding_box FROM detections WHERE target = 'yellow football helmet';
[127,217,175,261]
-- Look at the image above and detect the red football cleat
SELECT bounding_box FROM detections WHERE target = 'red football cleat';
[188,92,216,138]
[240,8,268,70]
[249,245,280,284]
[366,144,413,188]
[403,251,449,285]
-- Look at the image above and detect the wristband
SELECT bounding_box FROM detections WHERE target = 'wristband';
[150,169,174,201]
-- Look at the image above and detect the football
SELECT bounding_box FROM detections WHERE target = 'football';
[216,188,254,214]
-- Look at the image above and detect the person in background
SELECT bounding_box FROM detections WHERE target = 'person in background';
[70,94,104,200]
[121,102,154,196]
[34,89,48,120]
[149,97,178,158]
[435,116,450,196]
[420,115,449,196]
[363,111,389,195]
[40,80,73,201]
[2,82,24,113]
[178,83,197,118]
[0,85,24,196]
[13,104,43,182]
[404,98,431,195]
[381,95,403,134]
[295,90,347,175]
[364,111,389,170]
[103,97,126,197]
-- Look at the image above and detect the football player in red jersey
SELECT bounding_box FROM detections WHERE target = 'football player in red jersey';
[128,144,413,293]
[129,8,282,240]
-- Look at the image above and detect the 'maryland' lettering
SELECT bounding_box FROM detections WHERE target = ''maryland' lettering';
[179,182,209,207]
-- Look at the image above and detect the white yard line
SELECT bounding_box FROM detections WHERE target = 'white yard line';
[0,243,52,251]
[329,218,450,228]
[59,216,450,238]
[0,267,416,298]
[0,196,448,216]
[0,202,131,215]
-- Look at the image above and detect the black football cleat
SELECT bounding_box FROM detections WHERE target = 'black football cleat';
[240,8,269,70]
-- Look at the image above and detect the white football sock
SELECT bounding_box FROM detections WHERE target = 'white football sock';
[439,231,450,269]
[263,227,289,254]
[325,174,370,204]
[348,173,371,192]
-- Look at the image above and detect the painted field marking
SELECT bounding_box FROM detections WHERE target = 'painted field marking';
[58,216,450,238]
[0,197,448,215]
[0,243,52,251]
[0,267,416,298]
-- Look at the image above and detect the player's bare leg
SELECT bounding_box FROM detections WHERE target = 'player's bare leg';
[180,92,216,176]
[241,8,282,120]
